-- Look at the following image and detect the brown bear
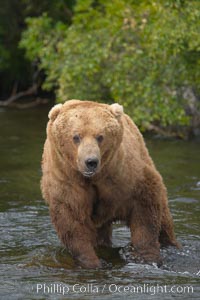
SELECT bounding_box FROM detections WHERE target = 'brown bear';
[41,99,179,268]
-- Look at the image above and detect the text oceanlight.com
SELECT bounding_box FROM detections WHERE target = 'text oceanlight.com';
[33,283,194,296]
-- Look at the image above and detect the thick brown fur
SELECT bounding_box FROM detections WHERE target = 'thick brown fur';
[41,100,180,268]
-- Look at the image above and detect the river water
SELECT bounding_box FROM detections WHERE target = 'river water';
[0,107,199,299]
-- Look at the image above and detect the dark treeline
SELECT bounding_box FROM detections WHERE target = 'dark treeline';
[0,0,75,98]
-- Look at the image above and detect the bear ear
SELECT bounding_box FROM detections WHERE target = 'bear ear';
[48,104,63,121]
[110,103,123,119]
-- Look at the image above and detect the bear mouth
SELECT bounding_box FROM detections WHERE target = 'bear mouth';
[82,171,96,178]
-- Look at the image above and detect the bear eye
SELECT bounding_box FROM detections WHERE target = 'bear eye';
[96,135,104,143]
[73,134,81,144]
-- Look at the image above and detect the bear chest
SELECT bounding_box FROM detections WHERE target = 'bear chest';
[92,177,133,220]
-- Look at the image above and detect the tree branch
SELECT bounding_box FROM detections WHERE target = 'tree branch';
[12,97,49,109]
[0,84,38,107]
[147,124,184,139]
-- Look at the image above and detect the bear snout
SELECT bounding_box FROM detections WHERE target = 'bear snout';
[77,138,101,177]
[80,155,100,177]
[85,157,99,172]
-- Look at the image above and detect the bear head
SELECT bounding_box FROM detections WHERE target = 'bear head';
[47,100,124,177]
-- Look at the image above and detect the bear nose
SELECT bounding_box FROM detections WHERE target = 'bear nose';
[85,157,99,171]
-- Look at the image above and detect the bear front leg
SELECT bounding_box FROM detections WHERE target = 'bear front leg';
[130,213,161,264]
[50,201,101,269]
[159,202,181,248]
[129,168,163,264]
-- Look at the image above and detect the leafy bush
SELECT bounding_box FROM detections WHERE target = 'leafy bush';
[20,0,200,130]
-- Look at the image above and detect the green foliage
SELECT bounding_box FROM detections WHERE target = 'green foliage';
[20,0,200,129]
[20,14,68,91]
